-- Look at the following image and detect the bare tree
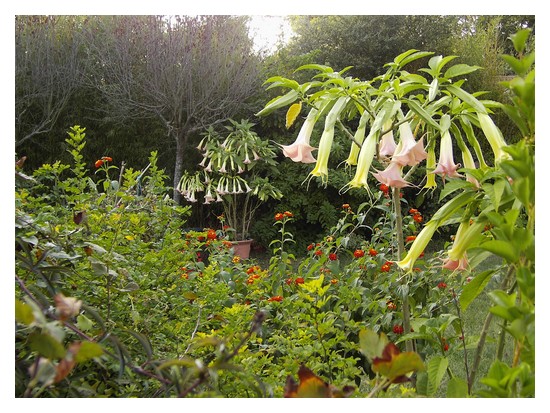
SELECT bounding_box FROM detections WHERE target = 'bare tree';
[15,16,85,148]
[85,15,261,203]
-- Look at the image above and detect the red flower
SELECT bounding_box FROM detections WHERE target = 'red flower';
[381,263,391,272]
[268,295,283,302]
[387,301,397,311]
[101,156,113,162]
[275,213,284,221]
[342,203,350,209]
[379,184,389,193]
[419,251,425,258]
[94,159,104,168]
[368,248,378,257]
[437,282,447,289]
[283,211,293,218]
[207,230,217,240]
[393,324,404,334]
[286,278,293,285]
[443,343,449,351]
[413,214,423,223]
[353,249,365,258]
[314,250,323,257]
[406,235,416,243]
[409,208,418,215]
[330,279,338,284]
[329,253,338,261]
[307,243,314,251]
[295,277,304,285]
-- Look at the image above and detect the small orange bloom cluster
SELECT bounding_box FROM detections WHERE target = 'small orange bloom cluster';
[353,249,365,258]
[268,295,283,302]
[379,184,390,196]
[342,203,353,213]
[368,248,378,257]
[393,324,404,334]
[275,211,293,221]
[330,279,338,284]
[328,253,338,261]
[380,261,393,272]
[409,208,423,224]
[286,277,305,286]
[94,156,113,168]
[406,235,416,243]
[387,301,397,311]
[246,265,262,284]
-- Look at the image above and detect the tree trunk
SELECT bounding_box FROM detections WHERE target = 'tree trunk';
[173,134,187,204]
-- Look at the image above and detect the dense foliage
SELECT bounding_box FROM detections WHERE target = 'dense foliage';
[14,17,534,399]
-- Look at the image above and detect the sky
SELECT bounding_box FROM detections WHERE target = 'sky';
[248,16,293,54]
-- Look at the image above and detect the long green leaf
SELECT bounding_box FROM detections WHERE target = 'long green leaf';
[460,269,495,312]
[446,84,487,114]
[480,240,518,263]
[444,64,481,79]
[405,99,441,131]
[427,356,448,396]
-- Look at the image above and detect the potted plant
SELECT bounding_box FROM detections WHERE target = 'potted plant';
[177,119,283,258]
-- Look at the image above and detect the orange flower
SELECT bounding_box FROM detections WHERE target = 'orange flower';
[275,213,284,221]
[379,183,389,193]
[330,279,338,284]
[307,243,314,251]
[101,156,113,162]
[387,301,397,311]
[368,248,378,257]
[94,159,104,168]
[283,211,293,218]
[406,235,417,243]
[381,263,391,272]
[329,253,338,261]
[353,249,365,258]
[409,208,418,215]
[314,250,323,257]
[342,203,350,209]
[268,295,283,302]
[295,277,305,285]
[207,230,217,240]
[413,214,423,223]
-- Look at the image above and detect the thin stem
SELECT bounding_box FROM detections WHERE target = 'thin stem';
[468,265,515,390]
[393,187,413,353]
[451,287,471,394]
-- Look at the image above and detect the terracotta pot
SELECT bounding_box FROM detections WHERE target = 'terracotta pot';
[232,239,253,259]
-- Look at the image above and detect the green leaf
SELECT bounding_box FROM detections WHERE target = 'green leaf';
[28,332,66,359]
[480,240,518,263]
[460,270,495,312]
[124,330,153,360]
[405,99,441,131]
[255,90,299,117]
[427,356,448,396]
[74,341,103,363]
[444,64,481,79]
[510,29,531,54]
[398,51,434,68]
[358,328,388,362]
[76,314,94,331]
[439,179,472,200]
[446,377,469,397]
[446,84,487,114]
[15,300,35,325]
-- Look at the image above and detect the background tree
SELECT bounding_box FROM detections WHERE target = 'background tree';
[15,16,85,149]
[84,15,262,203]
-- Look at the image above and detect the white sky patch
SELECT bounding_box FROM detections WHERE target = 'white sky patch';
[247,16,293,54]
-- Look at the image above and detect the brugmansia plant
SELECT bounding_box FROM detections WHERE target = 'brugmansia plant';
[257,29,534,396]
[177,119,283,240]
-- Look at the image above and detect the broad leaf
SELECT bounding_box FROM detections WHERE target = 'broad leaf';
[427,356,448,396]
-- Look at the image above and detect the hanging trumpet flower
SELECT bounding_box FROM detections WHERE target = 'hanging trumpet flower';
[281,107,319,164]
[178,119,282,242]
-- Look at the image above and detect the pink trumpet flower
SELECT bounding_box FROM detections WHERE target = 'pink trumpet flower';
[281,108,318,164]
[442,221,484,271]
[391,122,427,167]
[378,122,397,158]
[461,146,480,188]
[432,130,462,179]
[372,161,410,188]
